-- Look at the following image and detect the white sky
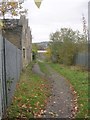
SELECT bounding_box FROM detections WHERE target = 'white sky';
[23,0,88,43]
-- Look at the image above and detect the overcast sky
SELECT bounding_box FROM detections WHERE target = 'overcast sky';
[23,0,88,43]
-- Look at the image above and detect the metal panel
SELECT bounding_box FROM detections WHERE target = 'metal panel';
[75,52,88,68]
[0,38,22,119]
[5,39,22,106]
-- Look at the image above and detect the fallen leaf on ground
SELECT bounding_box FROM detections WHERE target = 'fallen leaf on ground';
[22,104,27,108]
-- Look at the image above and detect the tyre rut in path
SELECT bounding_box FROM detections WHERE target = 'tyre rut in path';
[32,63,77,118]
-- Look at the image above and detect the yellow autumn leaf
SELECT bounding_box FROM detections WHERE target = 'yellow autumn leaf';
[11,10,18,16]
[7,2,18,8]
[0,20,3,29]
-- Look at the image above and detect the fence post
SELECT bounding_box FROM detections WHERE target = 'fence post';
[0,32,3,119]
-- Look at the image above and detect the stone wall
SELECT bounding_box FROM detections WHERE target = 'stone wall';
[19,16,32,68]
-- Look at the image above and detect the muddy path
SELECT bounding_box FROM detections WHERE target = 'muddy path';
[32,62,77,118]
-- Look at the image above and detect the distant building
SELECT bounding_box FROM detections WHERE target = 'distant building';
[35,41,49,50]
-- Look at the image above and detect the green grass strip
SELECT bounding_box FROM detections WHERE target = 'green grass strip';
[6,62,50,119]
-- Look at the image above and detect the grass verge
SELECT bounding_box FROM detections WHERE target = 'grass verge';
[48,63,88,118]
[6,62,50,119]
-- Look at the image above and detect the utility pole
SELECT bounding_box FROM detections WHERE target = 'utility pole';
[82,14,87,42]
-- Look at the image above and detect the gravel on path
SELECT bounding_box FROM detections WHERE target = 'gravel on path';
[32,63,77,118]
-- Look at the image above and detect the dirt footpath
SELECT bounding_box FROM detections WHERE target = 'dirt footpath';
[32,63,77,118]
